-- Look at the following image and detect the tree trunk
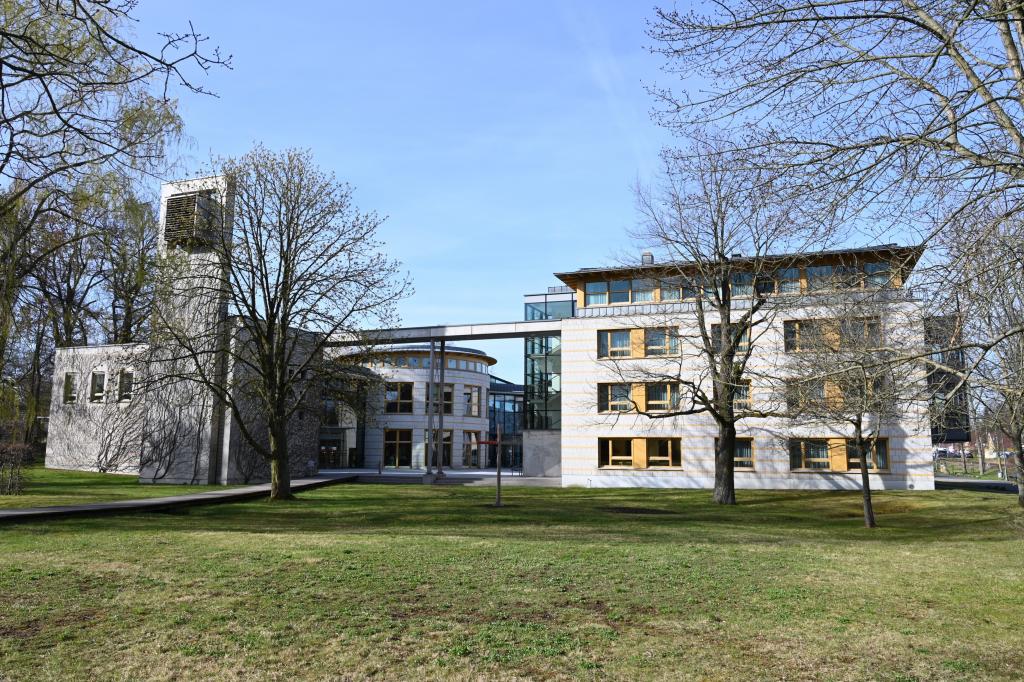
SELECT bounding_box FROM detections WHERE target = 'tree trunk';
[712,421,737,505]
[855,426,877,528]
[268,423,293,501]
[1014,435,1024,509]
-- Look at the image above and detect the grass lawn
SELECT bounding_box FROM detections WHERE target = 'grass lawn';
[1,484,1022,681]
[0,465,235,509]
[935,457,1018,482]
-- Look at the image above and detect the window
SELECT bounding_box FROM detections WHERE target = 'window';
[463,431,481,467]
[117,370,134,402]
[464,385,481,417]
[864,262,891,288]
[777,268,801,294]
[645,383,680,412]
[632,279,655,302]
[89,371,106,403]
[459,360,468,370]
[834,264,861,288]
[385,382,414,414]
[598,383,632,412]
[710,323,750,353]
[597,330,632,358]
[428,383,454,414]
[609,279,631,304]
[717,437,754,469]
[585,281,608,306]
[644,327,680,356]
[846,439,889,470]
[598,438,634,467]
[646,438,682,467]
[384,429,413,467]
[659,276,683,301]
[731,272,753,297]
[63,373,79,404]
[806,265,833,291]
[754,274,776,296]
[839,318,882,348]
[424,429,453,467]
[683,277,716,301]
[789,438,831,470]
[409,356,420,368]
[784,319,828,352]
[732,380,751,410]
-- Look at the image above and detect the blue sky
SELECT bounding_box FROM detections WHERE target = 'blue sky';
[134,1,674,378]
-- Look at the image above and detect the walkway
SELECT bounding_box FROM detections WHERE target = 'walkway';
[0,472,356,524]
[935,475,1019,494]
[321,468,562,487]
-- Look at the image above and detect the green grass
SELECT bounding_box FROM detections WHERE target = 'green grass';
[1,484,1022,680]
[935,457,1018,481]
[0,465,234,509]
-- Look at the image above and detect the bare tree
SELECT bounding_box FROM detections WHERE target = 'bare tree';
[0,1,226,375]
[1,1,227,215]
[153,147,411,500]
[777,292,925,527]
[98,189,159,344]
[951,223,1024,506]
[619,141,834,504]
[647,1,1024,243]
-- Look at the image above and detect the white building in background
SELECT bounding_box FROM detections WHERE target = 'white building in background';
[340,345,494,471]
[44,173,938,492]
[549,245,935,491]
[46,176,320,485]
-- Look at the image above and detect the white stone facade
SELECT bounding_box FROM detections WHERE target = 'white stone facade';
[557,298,935,491]
[359,347,494,470]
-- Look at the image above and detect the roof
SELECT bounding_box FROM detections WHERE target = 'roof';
[553,243,925,284]
[333,343,499,366]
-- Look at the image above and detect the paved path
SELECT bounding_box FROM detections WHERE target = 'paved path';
[321,468,562,487]
[0,473,356,524]
[935,475,1019,494]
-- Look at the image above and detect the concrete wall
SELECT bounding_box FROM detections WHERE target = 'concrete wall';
[522,429,561,477]
[45,345,146,474]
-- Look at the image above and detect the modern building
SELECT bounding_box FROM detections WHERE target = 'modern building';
[46,176,320,484]
[549,244,935,490]
[488,376,524,470]
[44,175,938,492]
[346,345,495,470]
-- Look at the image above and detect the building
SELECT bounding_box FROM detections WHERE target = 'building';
[44,174,938,492]
[924,316,971,446]
[46,176,320,485]
[488,376,524,470]
[550,245,935,490]
[344,345,495,470]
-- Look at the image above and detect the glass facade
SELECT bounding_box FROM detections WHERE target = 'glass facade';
[488,377,524,469]
[524,288,575,430]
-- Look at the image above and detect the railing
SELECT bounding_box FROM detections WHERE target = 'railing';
[574,288,919,318]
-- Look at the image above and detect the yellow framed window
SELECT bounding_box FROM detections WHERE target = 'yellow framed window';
[598,438,633,467]
[646,438,682,467]
[789,438,831,470]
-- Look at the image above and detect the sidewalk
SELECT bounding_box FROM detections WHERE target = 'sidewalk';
[935,475,1019,494]
[0,473,356,524]
[320,467,562,487]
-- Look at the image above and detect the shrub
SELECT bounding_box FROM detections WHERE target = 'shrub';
[0,443,32,495]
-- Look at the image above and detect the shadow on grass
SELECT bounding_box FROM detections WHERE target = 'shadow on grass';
[13,485,1020,548]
